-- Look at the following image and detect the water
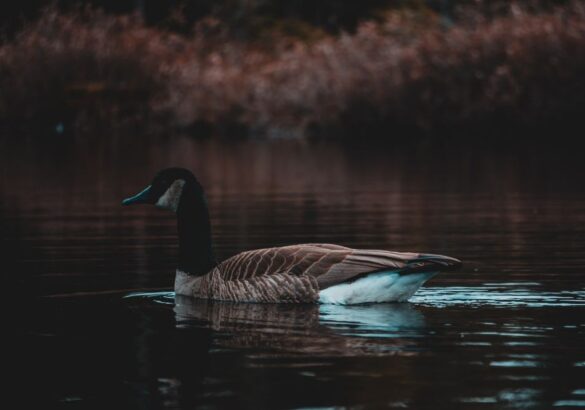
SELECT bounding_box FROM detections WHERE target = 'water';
[2,134,585,409]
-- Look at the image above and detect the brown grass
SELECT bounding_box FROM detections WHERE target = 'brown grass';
[0,8,178,126]
[1,2,585,139]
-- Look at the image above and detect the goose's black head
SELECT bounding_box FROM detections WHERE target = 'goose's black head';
[122,168,203,212]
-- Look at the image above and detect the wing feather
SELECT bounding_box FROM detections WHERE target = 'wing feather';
[216,244,430,290]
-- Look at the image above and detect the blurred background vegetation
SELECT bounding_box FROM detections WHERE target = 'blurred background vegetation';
[1,1,576,36]
[1,0,583,141]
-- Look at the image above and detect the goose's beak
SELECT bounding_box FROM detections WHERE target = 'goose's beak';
[122,185,152,206]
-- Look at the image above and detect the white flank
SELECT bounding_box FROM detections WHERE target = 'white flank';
[318,271,437,305]
[155,179,186,212]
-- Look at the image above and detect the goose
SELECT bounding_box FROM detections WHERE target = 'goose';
[122,168,461,304]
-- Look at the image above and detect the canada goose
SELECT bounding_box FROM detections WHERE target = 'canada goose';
[122,168,461,304]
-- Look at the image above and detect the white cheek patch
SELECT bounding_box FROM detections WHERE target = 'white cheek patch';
[155,179,186,212]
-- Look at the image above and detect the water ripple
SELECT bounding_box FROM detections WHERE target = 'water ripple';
[411,284,585,308]
[126,283,585,309]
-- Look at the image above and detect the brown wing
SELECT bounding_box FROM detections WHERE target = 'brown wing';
[200,244,461,302]
[216,244,458,290]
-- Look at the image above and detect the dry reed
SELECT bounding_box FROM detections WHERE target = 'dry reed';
[1,2,584,139]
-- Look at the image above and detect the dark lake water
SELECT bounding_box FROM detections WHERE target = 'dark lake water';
[2,134,585,409]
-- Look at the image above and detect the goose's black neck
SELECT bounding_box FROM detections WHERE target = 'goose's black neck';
[176,184,216,276]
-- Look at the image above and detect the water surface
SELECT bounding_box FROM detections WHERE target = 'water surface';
[2,135,585,409]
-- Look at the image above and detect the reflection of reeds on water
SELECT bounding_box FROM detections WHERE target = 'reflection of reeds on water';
[174,295,426,357]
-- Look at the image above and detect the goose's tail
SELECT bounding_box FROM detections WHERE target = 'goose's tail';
[318,253,462,305]
[400,253,462,275]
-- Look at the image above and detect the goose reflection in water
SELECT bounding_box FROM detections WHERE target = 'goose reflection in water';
[170,294,427,356]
